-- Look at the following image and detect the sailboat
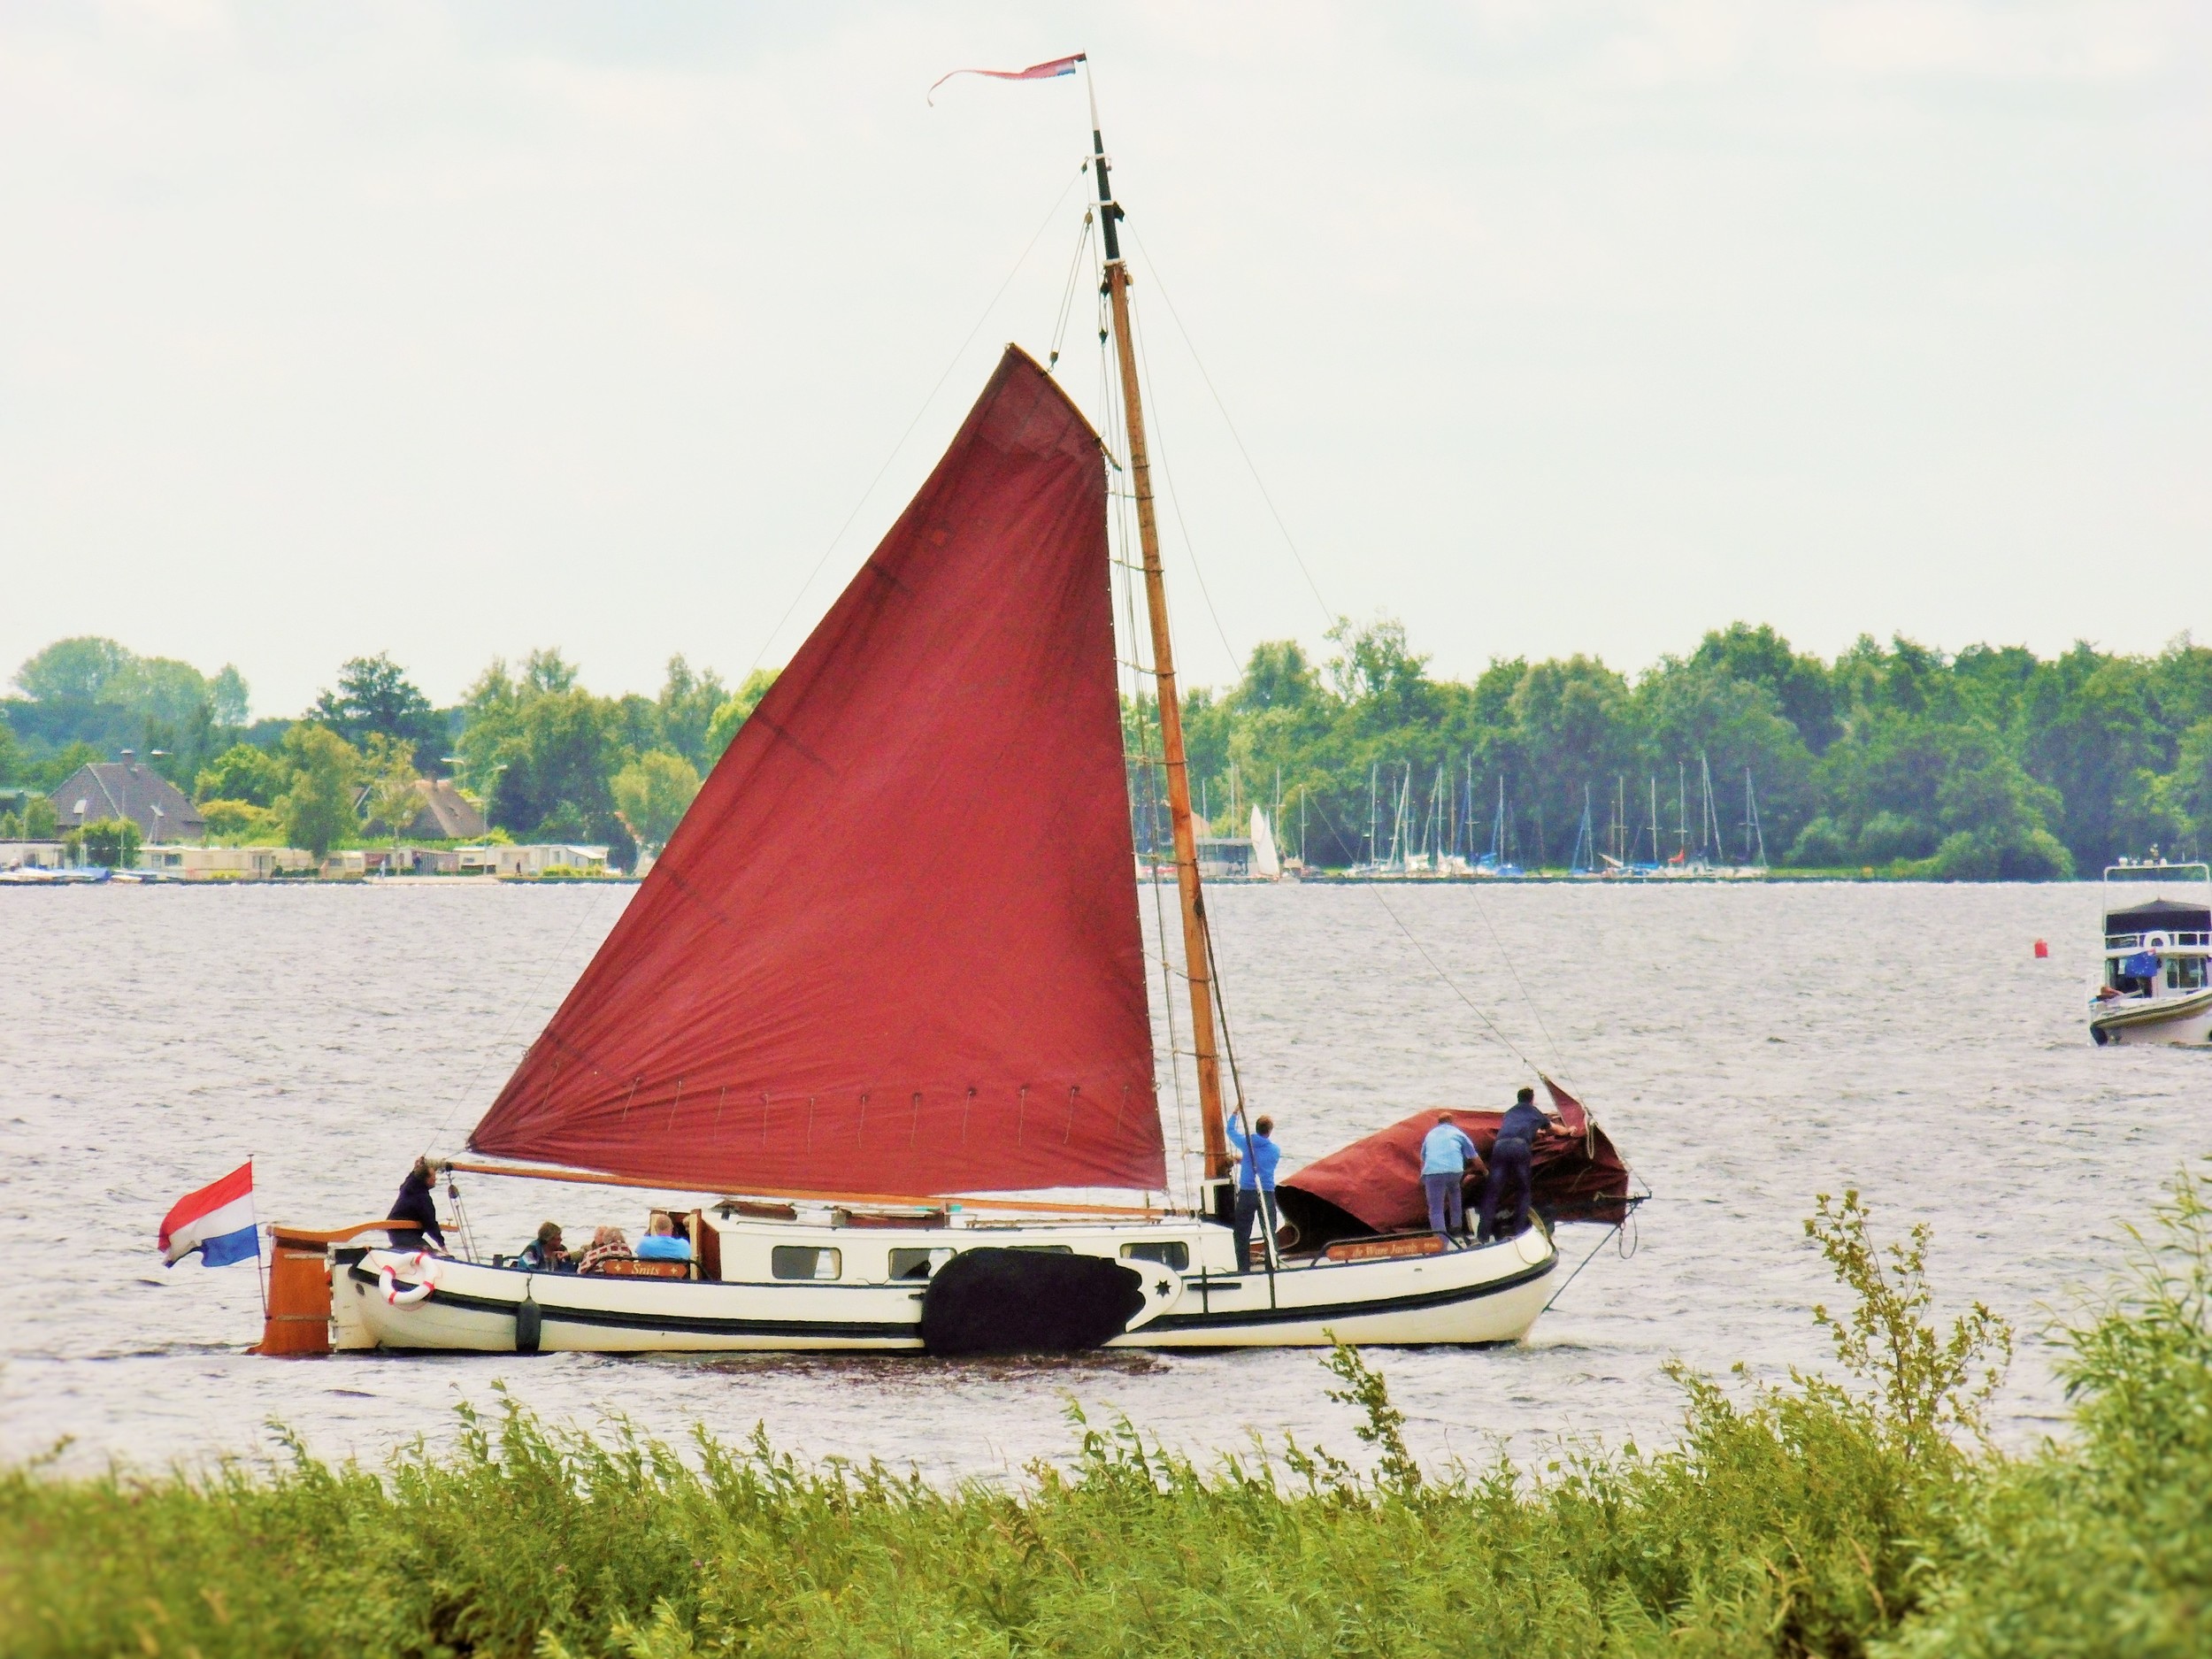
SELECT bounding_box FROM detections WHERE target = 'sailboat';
[1473,777,1524,878]
[1249,805,1284,880]
[262,89,1632,1357]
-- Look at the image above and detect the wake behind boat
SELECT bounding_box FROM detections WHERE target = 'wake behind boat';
[264,69,1635,1359]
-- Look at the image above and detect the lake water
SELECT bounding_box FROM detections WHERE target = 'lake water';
[3,879,2201,1481]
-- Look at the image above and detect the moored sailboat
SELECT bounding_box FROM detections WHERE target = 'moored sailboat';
[267,71,1633,1357]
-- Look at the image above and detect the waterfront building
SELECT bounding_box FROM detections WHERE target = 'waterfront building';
[49,752,204,843]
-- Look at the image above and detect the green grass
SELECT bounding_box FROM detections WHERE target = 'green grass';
[4,1178,2208,1658]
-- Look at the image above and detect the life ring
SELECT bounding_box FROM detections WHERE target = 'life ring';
[2147,933,2171,950]
[379,1251,438,1307]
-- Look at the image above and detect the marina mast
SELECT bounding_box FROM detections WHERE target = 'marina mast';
[1092,101,1232,1200]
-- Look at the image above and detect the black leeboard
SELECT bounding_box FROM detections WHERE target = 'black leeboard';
[919,1248,1147,1356]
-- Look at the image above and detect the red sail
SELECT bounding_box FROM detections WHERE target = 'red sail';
[469,348,1164,1194]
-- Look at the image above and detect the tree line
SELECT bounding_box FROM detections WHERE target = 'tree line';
[5,620,2209,876]
[1173,618,2212,879]
[0,638,769,863]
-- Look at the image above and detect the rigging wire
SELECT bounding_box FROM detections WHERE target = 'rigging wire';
[739,156,1092,685]
[1463,874,1568,1077]
[1120,222,1578,1090]
[1126,274,1242,673]
[1046,208,1095,372]
[419,882,625,1159]
[1294,782,1544,1075]
[1101,261,1200,1212]
[1124,223,1339,634]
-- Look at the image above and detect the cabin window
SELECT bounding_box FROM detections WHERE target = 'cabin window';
[1120,1240,1189,1271]
[771,1246,841,1281]
[2168,957,2208,991]
[888,1247,955,1280]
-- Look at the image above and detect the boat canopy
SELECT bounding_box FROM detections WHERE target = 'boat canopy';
[469,349,1165,1195]
[2103,897,2212,936]
[1275,1080,1632,1249]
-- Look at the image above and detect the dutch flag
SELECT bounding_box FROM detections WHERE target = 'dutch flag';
[158,1161,259,1269]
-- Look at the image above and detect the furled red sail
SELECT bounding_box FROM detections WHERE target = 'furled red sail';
[1274,1080,1632,1248]
[469,347,1163,1194]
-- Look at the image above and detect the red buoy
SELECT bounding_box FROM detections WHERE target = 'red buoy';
[2033,939,2049,959]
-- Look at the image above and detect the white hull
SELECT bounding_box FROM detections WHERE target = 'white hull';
[339,1217,1560,1354]
[2090,986,2212,1047]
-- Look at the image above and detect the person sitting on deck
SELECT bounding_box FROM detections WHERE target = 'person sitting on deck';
[1419,1112,1480,1239]
[576,1225,634,1275]
[1477,1086,1557,1245]
[518,1221,572,1271]
[634,1212,693,1264]
[388,1156,447,1251]
[1225,1114,1281,1271]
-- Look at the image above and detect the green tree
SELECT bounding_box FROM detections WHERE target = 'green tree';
[195,743,291,808]
[703,669,778,758]
[487,690,622,846]
[2024,647,2168,870]
[311,654,441,764]
[278,724,361,857]
[112,657,215,727]
[1229,641,1321,712]
[77,817,142,868]
[14,637,133,703]
[1326,615,1438,727]
[1691,621,1839,752]
[358,733,424,843]
[611,750,702,852]
[521,648,580,695]
[209,664,251,726]
[656,656,730,772]
[201,800,281,844]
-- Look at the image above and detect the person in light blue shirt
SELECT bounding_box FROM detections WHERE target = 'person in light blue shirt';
[634,1211,694,1265]
[1419,1113,1480,1237]
[1225,1114,1281,1270]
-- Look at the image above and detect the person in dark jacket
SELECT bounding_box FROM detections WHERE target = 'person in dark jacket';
[1477,1087,1555,1244]
[388,1156,447,1250]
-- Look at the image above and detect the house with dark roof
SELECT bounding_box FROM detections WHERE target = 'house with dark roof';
[50,751,205,843]
[402,779,488,841]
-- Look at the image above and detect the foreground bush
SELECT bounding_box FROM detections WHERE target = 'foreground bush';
[2,1178,2205,1658]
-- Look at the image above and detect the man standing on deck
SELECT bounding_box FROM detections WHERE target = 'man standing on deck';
[1225,1113,1280,1271]
[1420,1112,1480,1238]
[388,1156,447,1251]
[1478,1086,1555,1244]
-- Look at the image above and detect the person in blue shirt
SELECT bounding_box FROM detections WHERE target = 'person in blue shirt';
[1225,1113,1281,1270]
[1478,1086,1556,1244]
[634,1211,694,1264]
[1419,1112,1480,1237]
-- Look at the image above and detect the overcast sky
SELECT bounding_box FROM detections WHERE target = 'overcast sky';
[3,3,2207,718]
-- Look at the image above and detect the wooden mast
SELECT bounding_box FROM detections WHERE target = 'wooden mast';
[1088,101,1233,1202]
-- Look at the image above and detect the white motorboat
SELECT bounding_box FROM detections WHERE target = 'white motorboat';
[262,65,1635,1359]
[2089,861,2212,1047]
